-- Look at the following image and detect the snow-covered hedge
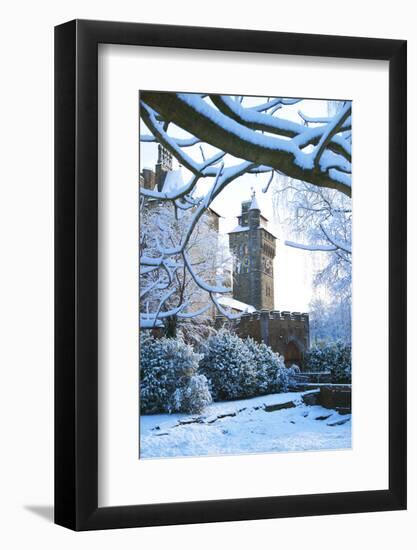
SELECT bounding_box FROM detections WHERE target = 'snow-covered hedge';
[140,332,212,414]
[199,330,288,401]
[244,337,289,394]
[305,341,351,383]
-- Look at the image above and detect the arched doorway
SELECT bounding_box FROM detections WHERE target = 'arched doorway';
[284,340,302,367]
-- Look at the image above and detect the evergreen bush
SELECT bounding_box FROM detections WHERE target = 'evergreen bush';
[305,341,351,383]
[140,332,212,414]
[244,337,289,394]
[199,330,288,400]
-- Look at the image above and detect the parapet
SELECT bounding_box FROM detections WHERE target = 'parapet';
[215,310,309,324]
[227,310,309,322]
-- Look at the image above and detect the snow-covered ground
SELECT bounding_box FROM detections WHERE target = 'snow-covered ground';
[140,391,351,459]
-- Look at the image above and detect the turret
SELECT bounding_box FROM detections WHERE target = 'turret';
[248,191,261,229]
[155,144,173,191]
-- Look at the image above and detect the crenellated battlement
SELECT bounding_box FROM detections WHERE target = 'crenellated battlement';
[240,310,309,322]
[216,310,309,323]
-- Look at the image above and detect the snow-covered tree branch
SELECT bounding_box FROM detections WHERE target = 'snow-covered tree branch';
[140,201,234,333]
[140,92,351,196]
[274,173,351,301]
[140,93,352,327]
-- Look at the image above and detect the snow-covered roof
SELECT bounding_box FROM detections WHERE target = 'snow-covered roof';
[228,222,278,238]
[228,225,250,234]
[161,169,184,193]
[217,295,256,313]
[208,206,221,218]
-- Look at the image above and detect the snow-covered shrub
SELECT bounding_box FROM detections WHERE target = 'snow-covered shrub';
[171,374,212,414]
[286,364,301,389]
[288,364,301,375]
[244,337,288,394]
[305,341,351,383]
[199,330,288,401]
[140,332,211,414]
[177,320,217,349]
[199,330,258,400]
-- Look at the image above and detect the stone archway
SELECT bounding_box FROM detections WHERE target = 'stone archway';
[284,340,302,367]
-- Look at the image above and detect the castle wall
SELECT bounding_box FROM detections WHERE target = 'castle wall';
[218,311,310,368]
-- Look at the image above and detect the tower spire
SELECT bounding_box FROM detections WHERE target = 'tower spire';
[249,189,260,211]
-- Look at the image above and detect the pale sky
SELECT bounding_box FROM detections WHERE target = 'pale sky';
[140,97,332,312]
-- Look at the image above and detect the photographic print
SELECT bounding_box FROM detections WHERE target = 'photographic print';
[139,92,352,459]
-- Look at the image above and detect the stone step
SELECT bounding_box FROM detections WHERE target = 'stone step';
[264,400,296,412]
[320,385,351,413]
[293,372,332,384]
[300,385,352,414]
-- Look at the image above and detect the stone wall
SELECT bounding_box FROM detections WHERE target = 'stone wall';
[217,310,310,367]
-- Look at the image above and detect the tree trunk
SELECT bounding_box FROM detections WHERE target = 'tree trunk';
[165,315,177,339]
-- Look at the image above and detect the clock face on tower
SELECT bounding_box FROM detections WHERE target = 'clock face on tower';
[263,257,272,275]
[242,256,250,273]
[265,258,272,275]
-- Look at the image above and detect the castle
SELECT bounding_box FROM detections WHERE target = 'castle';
[140,146,310,366]
[141,143,175,192]
[219,193,310,367]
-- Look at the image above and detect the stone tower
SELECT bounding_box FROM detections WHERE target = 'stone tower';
[228,192,276,311]
[155,144,172,191]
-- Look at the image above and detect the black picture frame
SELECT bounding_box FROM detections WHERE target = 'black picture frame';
[55,19,407,531]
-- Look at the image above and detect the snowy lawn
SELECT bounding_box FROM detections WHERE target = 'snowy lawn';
[140,391,351,459]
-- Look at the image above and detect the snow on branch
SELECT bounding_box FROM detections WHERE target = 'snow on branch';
[139,93,353,327]
[311,103,352,169]
[319,224,351,254]
[283,211,351,256]
[177,304,211,319]
[182,252,230,294]
[210,95,351,161]
[298,111,333,125]
[141,92,351,196]
[262,170,275,194]
[209,292,243,321]
[140,288,187,329]
[285,240,338,252]
[140,101,202,175]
